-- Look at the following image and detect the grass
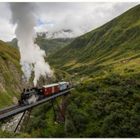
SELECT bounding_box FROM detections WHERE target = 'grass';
[0,40,22,108]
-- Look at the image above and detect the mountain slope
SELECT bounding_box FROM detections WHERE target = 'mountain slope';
[7,38,18,48]
[48,4,140,79]
[35,36,74,56]
[8,37,74,56]
[0,41,23,108]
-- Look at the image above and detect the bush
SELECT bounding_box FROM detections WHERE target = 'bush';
[103,73,122,85]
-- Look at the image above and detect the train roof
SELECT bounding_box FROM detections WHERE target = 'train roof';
[43,83,59,88]
[59,81,68,84]
[42,82,69,88]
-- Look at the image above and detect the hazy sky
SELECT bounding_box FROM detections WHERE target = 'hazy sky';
[0,2,138,41]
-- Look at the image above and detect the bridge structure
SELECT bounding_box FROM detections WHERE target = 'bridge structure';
[0,88,73,133]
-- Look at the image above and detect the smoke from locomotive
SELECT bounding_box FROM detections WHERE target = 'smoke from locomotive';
[9,3,53,86]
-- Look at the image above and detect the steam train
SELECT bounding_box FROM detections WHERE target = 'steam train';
[19,82,71,105]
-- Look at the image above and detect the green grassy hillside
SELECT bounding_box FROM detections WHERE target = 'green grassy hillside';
[49,4,140,80]
[36,36,74,56]
[0,40,22,108]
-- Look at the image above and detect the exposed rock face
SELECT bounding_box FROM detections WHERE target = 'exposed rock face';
[1,113,24,133]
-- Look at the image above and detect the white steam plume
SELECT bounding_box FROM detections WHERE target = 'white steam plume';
[9,3,53,86]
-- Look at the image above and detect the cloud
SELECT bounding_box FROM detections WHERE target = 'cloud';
[34,2,139,36]
[0,18,15,41]
[0,3,15,41]
[0,2,139,41]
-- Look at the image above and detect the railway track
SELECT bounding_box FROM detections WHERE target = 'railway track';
[0,105,20,115]
[0,88,72,121]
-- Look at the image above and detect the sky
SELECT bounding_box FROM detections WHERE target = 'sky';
[0,2,139,41]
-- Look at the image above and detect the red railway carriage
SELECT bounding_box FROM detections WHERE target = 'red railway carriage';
[42,83,60,96]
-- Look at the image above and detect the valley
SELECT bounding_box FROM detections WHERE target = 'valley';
[0,4,140,138]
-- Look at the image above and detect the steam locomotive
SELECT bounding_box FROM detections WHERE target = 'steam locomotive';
[19,82,71,105]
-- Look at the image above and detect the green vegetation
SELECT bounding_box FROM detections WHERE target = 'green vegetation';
[64,73,140,137]
[0,40,22,108]
[22,102,65,138]
[36,35,74,56]
[0,130,31,138]
[21,73,140,138]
